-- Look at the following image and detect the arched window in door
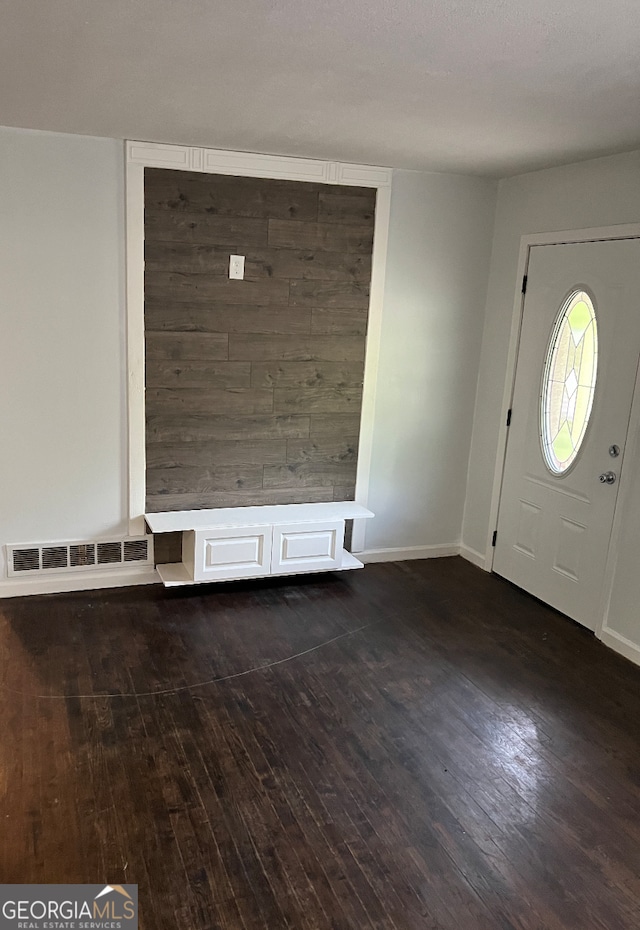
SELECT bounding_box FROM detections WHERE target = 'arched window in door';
[541,289,598,474]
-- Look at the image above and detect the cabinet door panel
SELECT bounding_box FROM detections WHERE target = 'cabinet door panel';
[194,525,272,581]
[271,521,344,575]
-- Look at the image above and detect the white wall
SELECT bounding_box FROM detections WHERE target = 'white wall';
[364,169,497,553]
[462,148,640,657]
[0,126,130,591]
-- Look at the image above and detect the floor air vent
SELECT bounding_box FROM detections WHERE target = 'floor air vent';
[97,542,123,565]
[12,548,40,573]
[42,546,68,570]
[7,536,153,577]
[124,539,150,562]
[70,544,96,568]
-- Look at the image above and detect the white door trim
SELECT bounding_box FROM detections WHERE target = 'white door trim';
[486,223,640,641]
[124,141,393,549]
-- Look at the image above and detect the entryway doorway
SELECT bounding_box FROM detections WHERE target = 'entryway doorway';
[494,237,640,631]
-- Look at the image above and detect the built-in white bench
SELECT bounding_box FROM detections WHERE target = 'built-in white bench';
[145,502,374,587]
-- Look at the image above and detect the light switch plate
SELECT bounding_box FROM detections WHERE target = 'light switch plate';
[229,255,245,280]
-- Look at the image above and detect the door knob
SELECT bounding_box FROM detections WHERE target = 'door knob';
[599,471,617,484]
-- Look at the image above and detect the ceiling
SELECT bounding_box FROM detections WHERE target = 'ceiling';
[2,0,640,177]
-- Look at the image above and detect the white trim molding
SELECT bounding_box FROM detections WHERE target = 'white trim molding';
[125,156,147,538]
[0,567,159,599]
[599,626,640,668]
[0,545,482,596]
[125,140,393,551]
[459,544,487,570]
[351,181,391,551]
[126,141,393,188]
[359,544,460,563]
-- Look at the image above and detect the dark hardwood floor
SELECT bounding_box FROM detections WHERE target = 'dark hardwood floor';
[1,557,639,929]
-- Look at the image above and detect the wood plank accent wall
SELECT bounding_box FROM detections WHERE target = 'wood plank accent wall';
[144,168,376,513]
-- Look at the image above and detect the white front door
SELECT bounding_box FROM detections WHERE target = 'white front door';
[494,239,640,631]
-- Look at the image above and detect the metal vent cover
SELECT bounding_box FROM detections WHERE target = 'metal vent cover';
[42,546,68,570]
[6,536,154,577]
[11,548,40,573]
[70,544,96,568]
[97,542,122,565]
[124,539,149,562]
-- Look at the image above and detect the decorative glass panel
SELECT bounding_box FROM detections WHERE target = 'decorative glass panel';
[541,289,598,474]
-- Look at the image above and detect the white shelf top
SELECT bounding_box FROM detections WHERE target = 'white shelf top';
[146,501,374,534]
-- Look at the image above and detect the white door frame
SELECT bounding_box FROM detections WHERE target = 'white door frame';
[486,224,640,639]
[124,141,393,551]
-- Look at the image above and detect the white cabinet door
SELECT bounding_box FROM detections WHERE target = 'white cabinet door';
[271,521,344,575]
[193,526,272,582]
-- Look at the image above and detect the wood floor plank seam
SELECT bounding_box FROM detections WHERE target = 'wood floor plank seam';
[0,618,384,701]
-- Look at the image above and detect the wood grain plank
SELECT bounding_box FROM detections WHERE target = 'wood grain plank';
[145,242,233,275]
[145,361,251,389]
[310,414,362,437]
[289,279,370,309]
[274,385,363,415]
[250,361,364,388]
[253,248,372,283]
[145,169,319,221]
[146,332,228,361]
[286,438,359,464]
[145,242,372,283]
[152,531,183,565]
[145,487,333,511]
[144,212,269,246]
[145,303,311,335]
[263,462,358,489]
[146,414,310,442]
[268,219,374,253]
[146,440,287,468]
[311,309,369,335]
[145,273,289,305]
[318,189,377,225]
[344,518,354,549]
[229,334,365,362]
[145,388,273,416]
[146,464,263,495]
[333,485,356,501]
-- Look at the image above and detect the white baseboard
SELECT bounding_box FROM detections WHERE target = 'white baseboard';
[459,544,488,570]
[0,567,160,599]
[0,541,483,596]
[359,544,460,564]
[599,625,640,668]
